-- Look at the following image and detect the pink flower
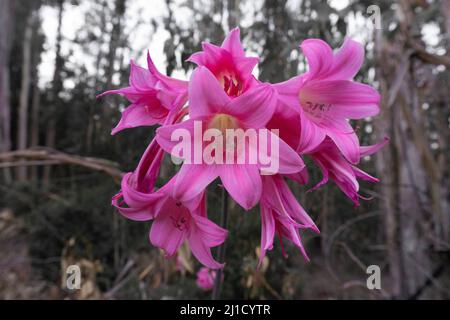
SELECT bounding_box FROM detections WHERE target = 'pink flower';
[111,109,188,220]
[187,28,259,97]
[150,182,227,269]
[111,139,166,221]
[99,52,188,135]
[307,137,389,206]
[275,38,380,164]
[114,173,228,269]
[106,30,387,270]
[112,109,226,269]
[196,267,217,291]
[259,175,319,266]
[156,66,305,210]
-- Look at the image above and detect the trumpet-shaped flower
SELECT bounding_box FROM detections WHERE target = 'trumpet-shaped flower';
[149,182,228,269]
[156,66,305,210]
[112,109,226,269]
[105,28,387,270]
[308,137,389,206]
[99,52,188,135]
[187,28,259,97]
[113,172,227,269]
[259,175,319,266]
[275,38,380,164]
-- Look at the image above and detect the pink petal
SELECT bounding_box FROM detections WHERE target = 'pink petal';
[326,122,360,164]
[360,137,389,157]
[182,191,207,214]
[97,87,142,103]
[300,80,380,121]
[274,75,305,109]
[219,164,262,210]
[112,103,167,135]
[112,192,156,221]
[258,131,305,175]
[129,60,154,91]
[188,227,224,269]
[188,67,230,119]
[285,167,309,185]
[266,102,301,151]
[297,109,326,153]
[327,38,364,80]
[149,203,188,258]
[134,140,164,192]
[202,42,226,63]
[191,213,228,248]
[259,205,275,267]
[186,51,204,66]
[300,39,333,79]
[147,51,188,90]
[174,164,219,202]
[272,176,319,232]
[353,166,379,183]
[146,51,161,76]
[121,173,164,209]
[221,27,245,57]
[308,157,330,192]
[156,118,195,160]
[223,83,277,128]
[234,57,259,81]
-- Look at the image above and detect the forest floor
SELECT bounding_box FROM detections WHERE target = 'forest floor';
[0,209,54,299]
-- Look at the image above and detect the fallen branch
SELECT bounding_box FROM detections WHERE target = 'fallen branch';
[0,147,124,182]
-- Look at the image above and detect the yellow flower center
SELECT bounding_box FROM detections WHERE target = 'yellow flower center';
[208,113,240,136]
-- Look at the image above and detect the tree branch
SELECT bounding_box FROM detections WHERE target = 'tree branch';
[408,39,450,68]
[0,147,124,182]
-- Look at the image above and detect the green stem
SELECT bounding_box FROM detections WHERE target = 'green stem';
[212,188,229,300]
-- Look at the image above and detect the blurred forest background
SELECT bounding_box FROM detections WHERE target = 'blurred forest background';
[0,0,449,300]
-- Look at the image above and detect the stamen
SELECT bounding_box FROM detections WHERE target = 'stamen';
[171,214,189,231]
[219,73,243,97]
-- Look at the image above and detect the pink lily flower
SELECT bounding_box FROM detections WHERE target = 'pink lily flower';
[111,138,166,222]
[112,108,226,269]
[156,66,305,210]
[111,108,188,220]
[114,172,227,269]
[187,28,259,97]
[308,137,389,206]
[99,52,188,135]
[196,267,218,291]
[149,180,228,269]
[275,38,380,164]
[259,175,319,266]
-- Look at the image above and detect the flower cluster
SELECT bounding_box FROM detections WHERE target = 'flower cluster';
[103,28,387,269]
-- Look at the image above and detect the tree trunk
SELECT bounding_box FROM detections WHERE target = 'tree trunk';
[87,0,108,153]
[43,0,64,186]
[0,0,13,183]
[373,0,445,298]
[17,14,35,181]
[30,50,41,182]
[105,0,126,90]
[227,0,239,30]
[373,23,408,299]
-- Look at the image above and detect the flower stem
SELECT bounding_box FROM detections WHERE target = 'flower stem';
[212,187,229,300]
